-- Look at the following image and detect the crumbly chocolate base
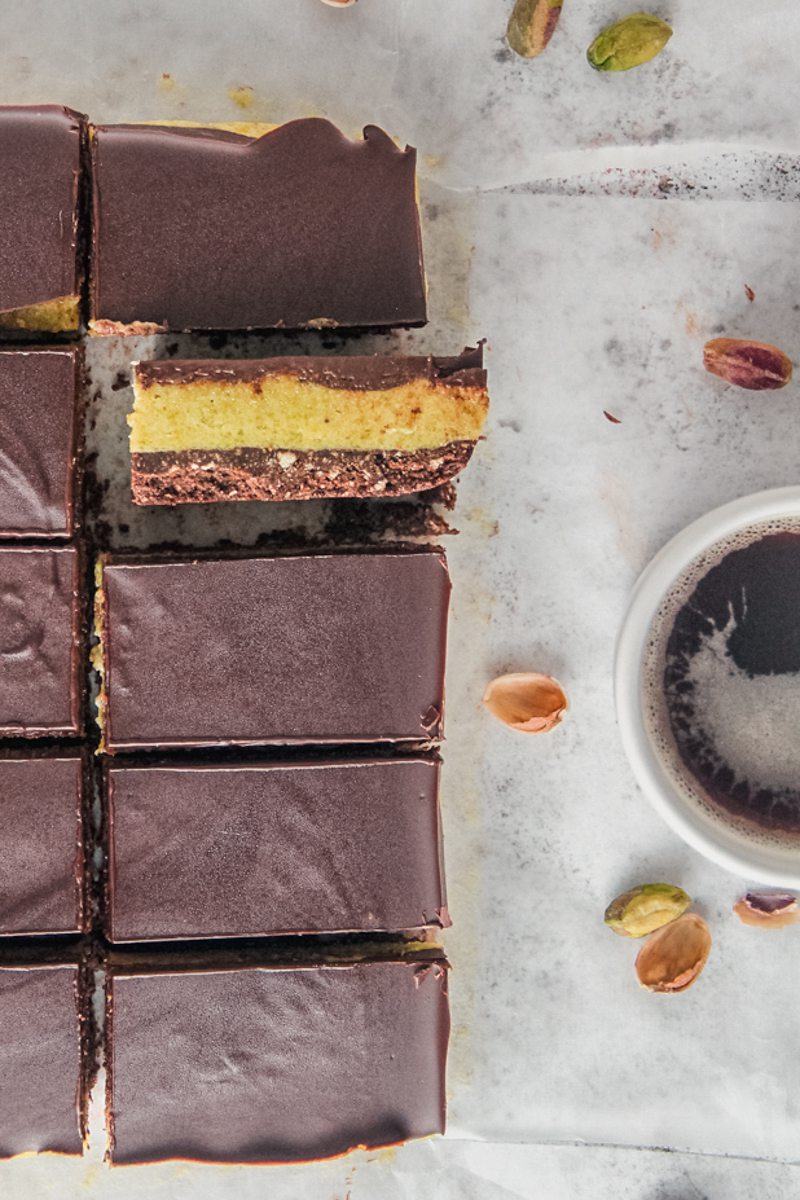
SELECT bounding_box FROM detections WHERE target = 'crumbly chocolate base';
[130,441,477,505]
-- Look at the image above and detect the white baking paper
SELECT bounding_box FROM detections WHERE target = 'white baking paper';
[3,0,800,1196]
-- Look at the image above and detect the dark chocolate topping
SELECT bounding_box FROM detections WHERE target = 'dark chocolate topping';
[0,964,84,1157]
[108,958,448,1164]
[134,345,485,391]
[0,546,82,736]
[0,756,84,936]
[101,549,449,750]
[130,441,477,505]
[0,349,80,536]
[107,757,446,941]
[0,106,84,313]
[92,118,426,331]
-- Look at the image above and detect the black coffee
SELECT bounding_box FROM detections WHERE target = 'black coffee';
[658,530,800,836]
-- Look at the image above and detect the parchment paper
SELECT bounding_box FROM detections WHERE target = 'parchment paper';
[3,1,800,1195]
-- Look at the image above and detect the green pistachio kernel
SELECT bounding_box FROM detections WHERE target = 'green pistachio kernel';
[604,883,691,938]
[587,12,672,72]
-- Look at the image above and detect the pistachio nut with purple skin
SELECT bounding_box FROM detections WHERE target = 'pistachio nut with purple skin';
[703,338,793,390]
[507,0,564,58]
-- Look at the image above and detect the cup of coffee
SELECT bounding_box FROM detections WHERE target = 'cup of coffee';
[615,487,800,885]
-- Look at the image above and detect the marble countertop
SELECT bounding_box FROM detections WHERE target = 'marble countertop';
[4,1,800,1197]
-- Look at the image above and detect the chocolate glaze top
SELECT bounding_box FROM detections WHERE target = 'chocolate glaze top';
[0,106,84,313]
[107,756,446,941]
[0,350,80,537]
[92,118,426,331]
[108,958,448,1164]
[134,344,486,392]
[0,965,83,1157]
[0,546,82,736]
[101,549,450,750]
[0,756,84,936]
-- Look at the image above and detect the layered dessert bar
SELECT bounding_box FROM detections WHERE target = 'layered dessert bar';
[0,106,85,333]
[106,757,447,941]
[0,755,86,936]
[0,546,83,736]
[96,549,449,751]
[90,118,426,332]
[106,951,449,1163]
[128,348,488,504]
[0,349,82,536]
[0,962,89,1156]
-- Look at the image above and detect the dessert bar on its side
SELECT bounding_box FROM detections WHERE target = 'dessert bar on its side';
[129,347,489,504]
[106,954,449,1164]
[90,118,426,333]
[96,548,450,751]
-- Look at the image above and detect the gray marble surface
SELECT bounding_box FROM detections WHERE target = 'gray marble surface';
[4,0,800,1196]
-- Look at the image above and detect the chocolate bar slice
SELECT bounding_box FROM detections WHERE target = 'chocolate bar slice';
[106,757,447,941]
[0,963,87,1156]
[0,545,83,736]
[106,954,449,1163]
[0,106,85,333]
[0,755,86,936]
[96,549,449,751]
[129,348,488,504]
[90,118,426,332]
[0,349,81,536]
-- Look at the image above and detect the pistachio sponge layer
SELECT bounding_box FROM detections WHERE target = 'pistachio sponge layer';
[0,294,81,334]
[129,347,488,504]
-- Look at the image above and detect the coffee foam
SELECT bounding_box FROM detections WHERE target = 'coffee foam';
[643,516,800,851]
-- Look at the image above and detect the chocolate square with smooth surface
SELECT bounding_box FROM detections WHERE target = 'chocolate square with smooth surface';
[0,349,81,536]
[0,545,83,736]
[90,118,426,332]
[98,549,449,751]
[0,106,85,330]
[107,958,448,1164]
[106,757,447,941]
[0,964,85,1157]
[0,755,85,935]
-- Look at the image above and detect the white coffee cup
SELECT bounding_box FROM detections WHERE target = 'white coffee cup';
[615,486,800,886]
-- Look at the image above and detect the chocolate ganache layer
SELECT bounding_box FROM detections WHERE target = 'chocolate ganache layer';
[91,119,426,332]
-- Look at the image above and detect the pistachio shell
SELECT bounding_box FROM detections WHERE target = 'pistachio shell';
[733,892,800,929]
[587,12,672,72]
[635,912,711,994]
[482,672,567,733]
[604,883,690,938]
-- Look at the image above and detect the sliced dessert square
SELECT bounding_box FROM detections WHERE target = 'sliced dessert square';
[128,347,488,503]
